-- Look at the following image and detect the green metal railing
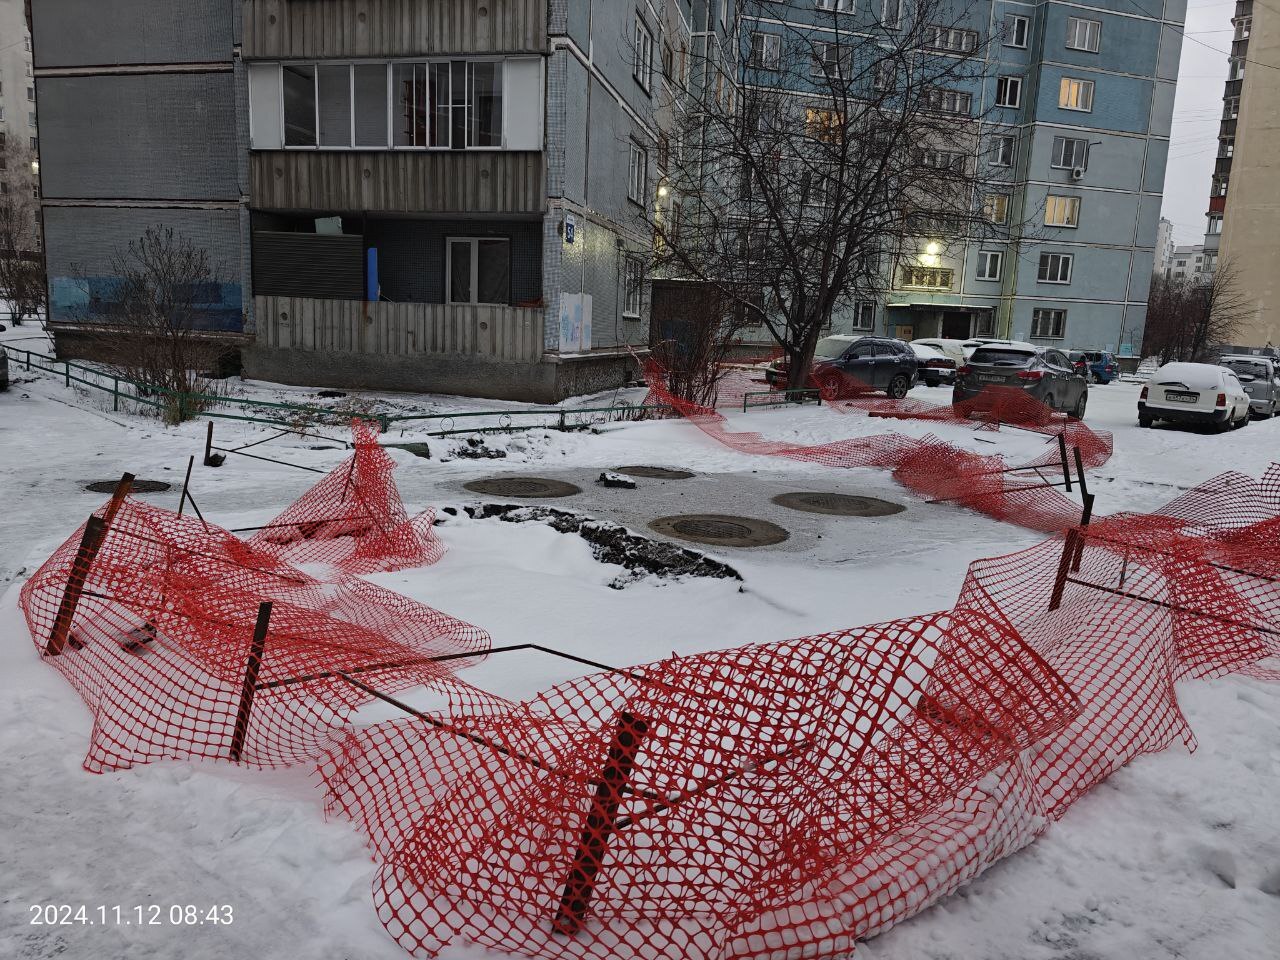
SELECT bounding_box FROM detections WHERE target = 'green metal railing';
[4,346,671,435]
[742,388,822,413]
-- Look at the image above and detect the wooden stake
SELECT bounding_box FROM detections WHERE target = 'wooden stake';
[229,602,272,763]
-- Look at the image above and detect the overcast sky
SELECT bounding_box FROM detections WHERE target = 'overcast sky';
[1162,1,1241,247]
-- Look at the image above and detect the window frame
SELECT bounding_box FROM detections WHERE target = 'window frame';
[1065,17,1102,53]
[1045,195,1081,228]
[881,0,905,29]
[1004,14,1029,49]
[852,301,876,331]
[445,236,513,306]
[992,133,1016,167]
[976,250,1003,281]
[634,15,655,93]
[900,265,956,290]
[628,140,648,205]
[1050,136,1090,171]
[623,257,644,318]
[1059,76,1095,112]
[1031,307,1068,339]
[984,193,1010,225]
[751,31,782,70]
[817,0,856,11]
[995,75,1023,108]
[926,25,979,54]
[1037,252,1074,284]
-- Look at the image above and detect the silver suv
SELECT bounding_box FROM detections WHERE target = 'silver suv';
[1219,355,1280,418]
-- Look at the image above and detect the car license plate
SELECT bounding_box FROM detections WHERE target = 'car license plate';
[1164,391,1198,403]
[978,374,1004,383]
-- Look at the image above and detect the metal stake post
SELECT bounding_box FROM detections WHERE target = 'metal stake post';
[229,602,273,763]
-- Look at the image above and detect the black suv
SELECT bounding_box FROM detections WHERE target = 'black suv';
[809,335,919,399]
[954,343,1088,418]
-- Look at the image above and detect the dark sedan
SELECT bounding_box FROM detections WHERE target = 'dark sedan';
[954,343,1089,418]
[766,335,919,399]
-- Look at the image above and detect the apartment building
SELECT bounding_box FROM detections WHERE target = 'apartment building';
[32,0,681,402]
[0,0,40,254]
[741,0,1182,356]
[1154,216,1173,275]
[1215,0,1280,348]
[1166,243,1210,283]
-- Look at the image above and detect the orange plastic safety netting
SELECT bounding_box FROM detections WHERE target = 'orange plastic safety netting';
[247,420,445,575]
[316,465,1279,960]
[642,359,1112,533]
[18,425,487,773]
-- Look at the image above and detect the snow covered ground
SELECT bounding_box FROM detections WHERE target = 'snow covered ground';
[2,326,1277,959]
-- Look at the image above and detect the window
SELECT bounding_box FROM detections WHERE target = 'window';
[628,141,648,204]
[317,63,352,146]
[447,237,512,305]
[984,193,1009,225]
[1031,308,1067,338]
[1220,138,1235,158]
[24,36,30,51]
[1045,195,1080,227]
[1236,17,1252,41]
[853,301,875,330]
[26,86,34,101]
[901,266,954,289]
[1059,77,1095,111]
[908,211,962,236]
[282,64,317,146]
[29,111,36,128]
[634,16,654,92]
[976,250,1003,281]
[812,41,852,76]
[925,87,973,115]
[881,0,904,28]
[873,61,896,91]
[1224,97,1240,120]
[995,76,1023,108]
[1005,14,1029,48]
[1066,17,1102,53]
[920,148,966,172]
[1230,57,1246,81]
[353,64,389,146]
[926,26,979,53]
[623,258,644,318]
[818,0,856,11]
[1037,253,1073,284]
[992,134,1016,167]
[1051,136,1090,170]
[751,32,781,69]
[662,40,674,81]
[1207,213,1223,234]
[805,107,844,142]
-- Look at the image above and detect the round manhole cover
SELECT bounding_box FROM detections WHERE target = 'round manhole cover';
[614,465,696,480]
[464,477,582,499]
[650,514,789,547]
[85,479,172,494]
[771,492,906,517]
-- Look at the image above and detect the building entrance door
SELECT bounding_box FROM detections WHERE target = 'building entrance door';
[941,312,971,339]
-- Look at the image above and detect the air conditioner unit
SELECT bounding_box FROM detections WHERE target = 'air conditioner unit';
[1069,166,1086,181]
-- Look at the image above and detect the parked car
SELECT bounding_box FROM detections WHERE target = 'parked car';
[766,335,918,398]
[911,337,968,366]
[806,336,919,399]
[954,343,1089,418]
[1219,354,1280,418]
[1068,350,1119,384]
[909,342,958,387]
[1138,362,1250,432]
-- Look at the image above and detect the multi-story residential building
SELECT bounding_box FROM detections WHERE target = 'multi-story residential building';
[1216,0,1280,349]
[32,0,678,402]
[1199,0,1251,282]
[741,1,1182,357]
[1166,243,1210,283]
[0,0,41,255]
[1154,216,1173,275]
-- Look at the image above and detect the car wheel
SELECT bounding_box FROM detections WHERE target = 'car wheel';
[817,370,844,401]
[1139,414,1154,428]
[887,374,910,400]
[1089,371,1100,384]
[1070,392,1087,420]
[1235,408,1249,429]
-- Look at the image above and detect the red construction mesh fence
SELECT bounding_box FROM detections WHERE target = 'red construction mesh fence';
[248,419,444,575]
[316,466,1278,959]
[19,426,488,772]
[643,359,1112,534]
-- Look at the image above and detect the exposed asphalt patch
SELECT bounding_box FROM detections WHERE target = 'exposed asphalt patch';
[771,492,906,517]
[464,477,582,498]
[649,514,790,548]
[460,503,742,588]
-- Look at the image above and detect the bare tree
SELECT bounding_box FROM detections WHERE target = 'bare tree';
[77,226,232,423]
[1142,261,1251,363]
[643,0,1017,395]
[0,136,45,324]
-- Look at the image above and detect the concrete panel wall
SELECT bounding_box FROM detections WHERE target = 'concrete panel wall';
[44,205,244,332]
[32,0,233,67]
[38,73,239,200]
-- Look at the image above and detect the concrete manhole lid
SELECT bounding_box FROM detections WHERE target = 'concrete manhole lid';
[771,492,905,517]
[85,479,172,494]
[464,477,582,498]
[614,465,696,480]
[650,514,789,547]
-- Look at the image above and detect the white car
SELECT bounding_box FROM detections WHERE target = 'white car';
[910,337,968,366]
[1138,362,1250,432]
[908,342,958,387]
